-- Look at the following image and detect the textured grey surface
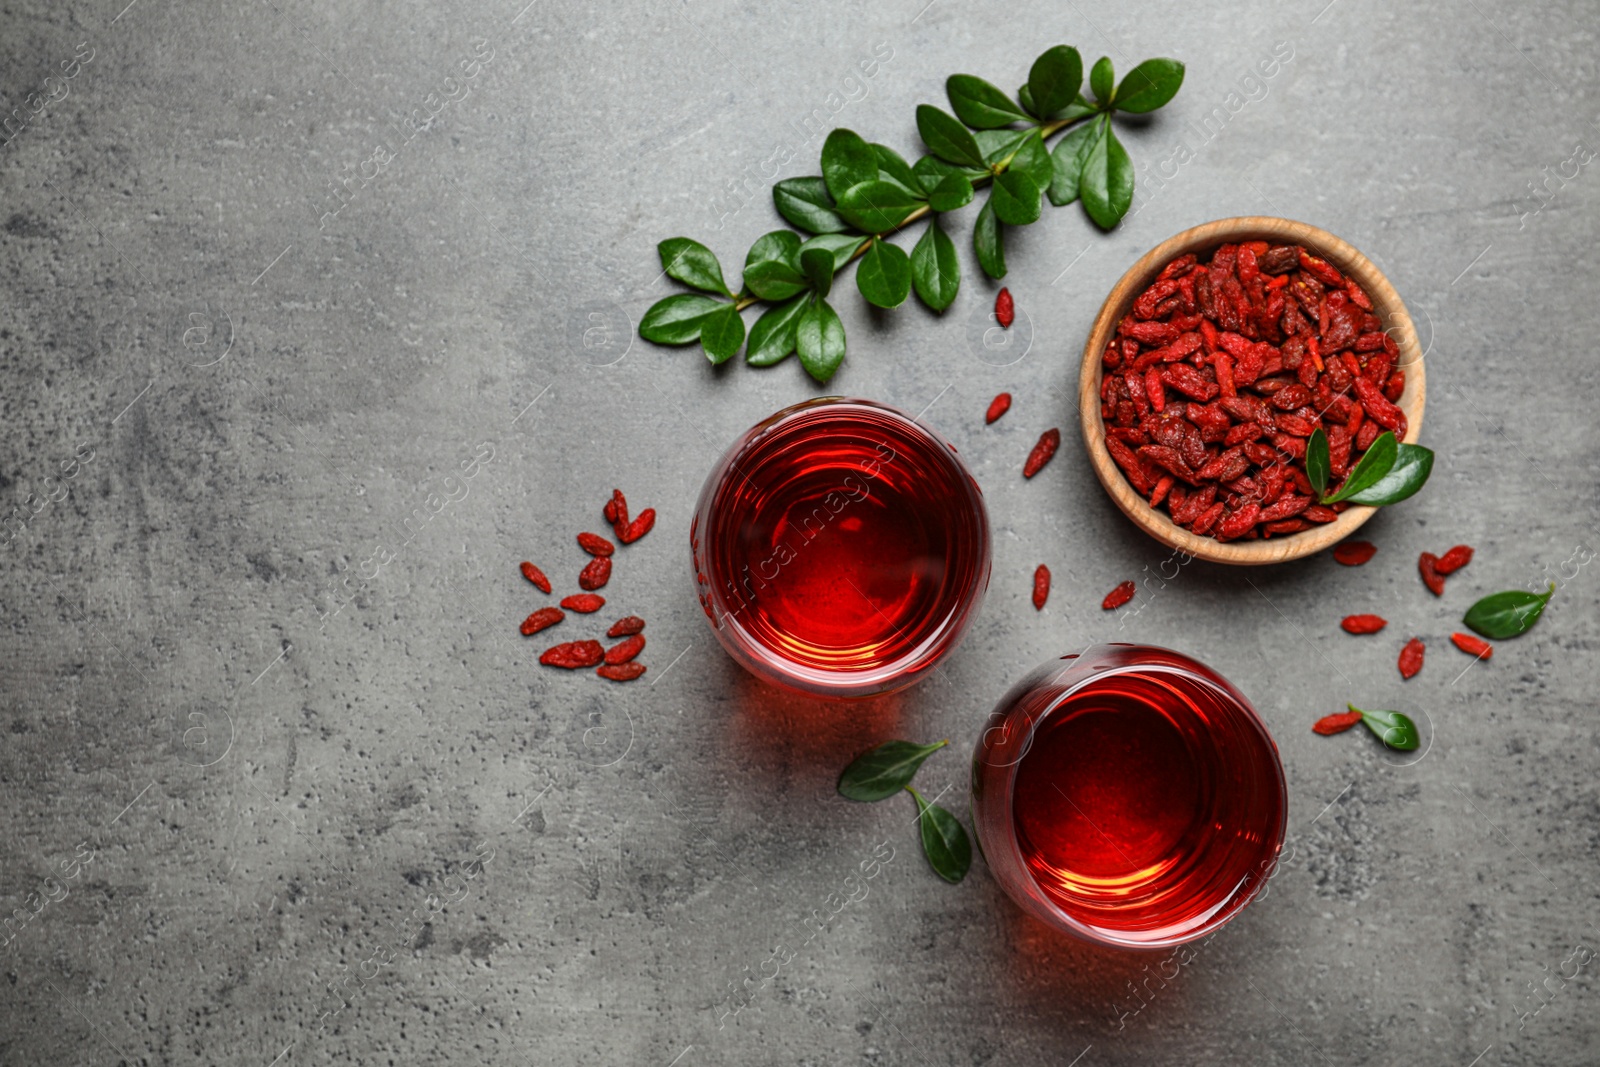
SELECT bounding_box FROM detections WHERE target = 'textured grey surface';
[1,0,1597,1063]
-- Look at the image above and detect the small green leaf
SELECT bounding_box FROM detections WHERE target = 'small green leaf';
[1463,583,1554,639]
[927,172,974,213]
[1354,705,1420,751]
[639,293,726,345]
[821,128,879,201]
[1346,444,1434,506]
[658,237,730,296]
[856,237,912,309]
[975,128,1029,167]
[799,247,834,297]
[908,787,972,883]
[837,739,948,801]
[1114,58,1185,114]
[946,74,1029,129]
[1080,121,1134,230]
[835,180,925,234]
[912,154,986,196]
[1009,130,1054,192]
[796,297,846,383]
[1046,121,1099,206]
[989,170,1042,226]
[742,230,806,301]
[1027,45,1084,119]
[916,104,986,168]
[911,218,960,312]
[973,198,1006,279]
[699,303,745,364]
[1323,431,1399,504]
[1306,428,1330,500]
[773,177,852,234]
[798,233,864,272]
[745,293,809,367]
[872,143,922,194]
[1089,56,1115,105]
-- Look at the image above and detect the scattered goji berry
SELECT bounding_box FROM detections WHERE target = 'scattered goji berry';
[596,662,646,682]
[577,532,615,557]
[520,561,552,594]
[1312,709,1364,735]
[1451,632,1493,660]
[520,606,564,636]
[986,392,1012,424]
[579,556,612,591]
[604,634,645,665]
[608,489,630,538]
[1023,429,1060,479]
[1398,637,1425,679]
[995,287,1015,328]
[539,639,603,669]
[1418,552,1445,596]
[1332,540,1377,566]
[1341,614,1387,634]
[1032,565,1050,610]
[1435,544,1474,575]
[619,507,655,545]
[560,593,605,613]
[1101,580,1136,610]
[607,615,645,638]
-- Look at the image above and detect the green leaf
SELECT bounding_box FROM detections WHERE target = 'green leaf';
[1046,121,1100,206]
[946,74,1028,129]
[799,247,834,297]
[1354,705,1420,751]
[699,303,745,364]
[1463,583,1554,639]
[821,128,879,202]
[973,198,1006,279]
[796,297,846,383]
[742,230,807,301]
[975,128,1029,167]
[909,787,972,883]
[658,237,730,297]
[1080,121,1134,230]
[872,143,921,194]
[1323,431,1399,504]
[927,172,974,213]
[1009,130,1054,192]
[745,293,809,367]
[1345,444,1434,506]
[1089,56,1115,105]
[911,218,960,312]
[856,237,912,309]
[835,180,925,234]
[916,104,986,168]
[912,154,986,196]
[1306,428,1330,500]
[1114,58,1185,114]
[1027,45,1084,119]
[990,170,1041,226]
[798,232,864,272]
[639,293,726,345]
[773,177,853,234]
[837,739,948,801]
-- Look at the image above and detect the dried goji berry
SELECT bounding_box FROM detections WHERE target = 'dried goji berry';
[607,615,645,638]
[1398,637,1425,679]
[604,634,645,665]
[520,561,552,594]
[560,593,605,613]
[1435,544,1474,575]
[1451,632,1493,659]
[995,287,1015,328]
[520,606,564,636]
[539,639,603,669]
[1032,565,1050,610]
[1101,580,1136,610]
[577,532,615,557]
[619,507,656,544]
[1312,709,1364,735]
[1340,614,1387,634]
[596,662,646,682]
[986,392,1012,424]
[1023,429,1060,479]
[1418,552,1445,597]
[1332,540,1377,566]
[579,556,612,590]
[608,489,630,537]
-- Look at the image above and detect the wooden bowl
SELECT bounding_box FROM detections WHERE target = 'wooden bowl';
[1079,217,1426,566]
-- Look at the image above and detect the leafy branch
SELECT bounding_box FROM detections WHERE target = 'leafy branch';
[640,46,1185,383]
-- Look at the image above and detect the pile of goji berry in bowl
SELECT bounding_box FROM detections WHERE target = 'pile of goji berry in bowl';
[1078,216,1427,565]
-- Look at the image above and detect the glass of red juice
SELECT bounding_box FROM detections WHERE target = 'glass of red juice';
[692,397,991,698]
[971,644,1286,949]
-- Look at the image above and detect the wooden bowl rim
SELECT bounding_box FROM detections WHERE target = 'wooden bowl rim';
[1078,216,1427,566]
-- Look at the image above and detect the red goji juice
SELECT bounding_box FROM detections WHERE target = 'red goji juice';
[694,398,990,697]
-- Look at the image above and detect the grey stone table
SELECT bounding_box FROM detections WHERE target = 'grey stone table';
[2,0,1596,1063]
